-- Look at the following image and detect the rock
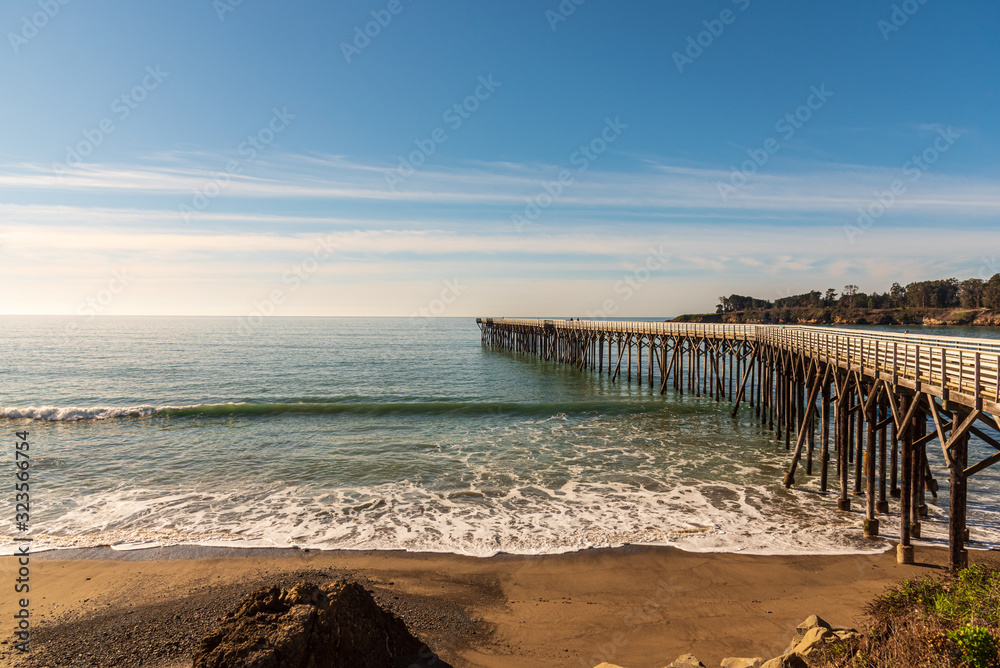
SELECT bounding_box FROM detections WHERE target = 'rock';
[783,615,833,654]
[782,616,860,659]
[666,654,706,667]
[796,615,830,635]
[192,580,450,668]
[720,658,764,668]
[593,664,630,668]
[792,626,834,656]
[760,654,808,668]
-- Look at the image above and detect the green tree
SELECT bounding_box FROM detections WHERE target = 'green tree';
[906,279,960,308]
[840,285,859,308]
[723,294,772,311]
[983,274,1000,310]
[889,282,906,307]
[774,291,821,308]
[959,278,985,309]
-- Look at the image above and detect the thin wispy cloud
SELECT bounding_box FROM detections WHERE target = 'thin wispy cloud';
[5,152,1000,220]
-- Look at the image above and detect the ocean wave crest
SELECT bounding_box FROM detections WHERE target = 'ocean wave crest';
[0,399,665,421]
[0,404,211,421]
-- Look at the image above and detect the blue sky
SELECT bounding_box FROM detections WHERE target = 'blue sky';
[2,0,999,317]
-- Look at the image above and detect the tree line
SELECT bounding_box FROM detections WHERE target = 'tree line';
[716,275,1000,314]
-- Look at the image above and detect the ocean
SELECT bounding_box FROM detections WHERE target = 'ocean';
[3,316,999,557]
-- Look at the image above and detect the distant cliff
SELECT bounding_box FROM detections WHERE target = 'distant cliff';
[672,307,1000,327]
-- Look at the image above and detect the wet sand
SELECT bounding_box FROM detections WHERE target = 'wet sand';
[1,544,995,668]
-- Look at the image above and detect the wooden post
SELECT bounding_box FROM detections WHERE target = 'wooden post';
[821,380,830,492]
[648,337,654,388]
[608,335,614,374]
[854,396,864,496]
[636,337,642,385]
[806,399,815,476]
[728,343,734,401]
[706,343,712,399]
[783,369,825,487]
[698,344,704,397]
[768,357,775,431]
[877,399,889,514]
[627,336,632,383]
[898,393,914,564]
[837,383,851,511]
[677,339,684,395]
[705,340,711,397]
[784,374,792,450]
[755,351,762,419]
[688,342,694,393]
[729,351,758,418]
[890,416,900,498]
[848,404,855,464]
[949,407,970,571]
[911,403,923,538]
[659,342,668,395]
[864,404,879,537]
[916,413,928,519]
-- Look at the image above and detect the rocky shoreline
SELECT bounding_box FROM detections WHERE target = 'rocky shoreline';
[598,614,859,668]
[672,306,1000,328]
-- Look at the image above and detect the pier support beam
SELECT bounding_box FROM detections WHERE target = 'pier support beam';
[946,406,972,571]
[864,398,879,537]
[898,393,914,564]
[837,381,851,512]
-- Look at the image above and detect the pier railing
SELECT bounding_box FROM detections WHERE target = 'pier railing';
[480,318,1000,413]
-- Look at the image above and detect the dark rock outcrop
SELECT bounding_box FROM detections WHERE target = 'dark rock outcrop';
[192,580,451,668]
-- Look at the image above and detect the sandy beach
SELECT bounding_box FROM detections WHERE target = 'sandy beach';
[3,544,996,668]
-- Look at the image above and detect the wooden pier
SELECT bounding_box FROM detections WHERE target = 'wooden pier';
[477,317,1000,570]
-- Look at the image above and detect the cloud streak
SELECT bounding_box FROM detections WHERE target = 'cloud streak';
[4,152,1000,220]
